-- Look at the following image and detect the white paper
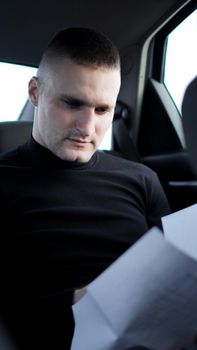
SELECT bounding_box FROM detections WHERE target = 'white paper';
[162,203,197,260]
[71,208,197,350]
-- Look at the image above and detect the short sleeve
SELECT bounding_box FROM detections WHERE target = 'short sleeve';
[144,170,171,230]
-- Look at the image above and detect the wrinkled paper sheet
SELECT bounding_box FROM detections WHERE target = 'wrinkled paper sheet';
[71,204,197,350]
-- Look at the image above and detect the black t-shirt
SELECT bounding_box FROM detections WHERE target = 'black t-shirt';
[0,136,170,295]
[0,136,170,348]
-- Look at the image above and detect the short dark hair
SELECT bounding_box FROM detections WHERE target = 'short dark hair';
[39,27,120,70]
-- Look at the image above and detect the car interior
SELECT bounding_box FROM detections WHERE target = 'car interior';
[0,0,196,212]
[0,1,197,348]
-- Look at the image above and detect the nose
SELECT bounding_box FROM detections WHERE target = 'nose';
[75,109,95,138]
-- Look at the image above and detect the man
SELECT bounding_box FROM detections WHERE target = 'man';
[0,27,170,349]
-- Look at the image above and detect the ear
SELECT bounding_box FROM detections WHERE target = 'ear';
[28,76,39,107]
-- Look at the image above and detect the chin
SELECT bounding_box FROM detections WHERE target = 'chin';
[75,152,94,163]
[61,150,94,163]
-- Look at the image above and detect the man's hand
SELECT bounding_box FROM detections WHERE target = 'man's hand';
[73,286,87,304]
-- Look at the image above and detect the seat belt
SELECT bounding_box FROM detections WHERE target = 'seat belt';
[112,115,141,163]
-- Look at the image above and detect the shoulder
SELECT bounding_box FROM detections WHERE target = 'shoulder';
[96,151,166,204]
[97,151,157,178]
[0,139,31,166]
[0,148,19,165]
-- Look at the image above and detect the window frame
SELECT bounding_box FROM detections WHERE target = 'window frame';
[136,0,196,156]
[151,1,196,83]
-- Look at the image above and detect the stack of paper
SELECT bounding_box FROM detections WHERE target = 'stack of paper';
[71,203,197,350]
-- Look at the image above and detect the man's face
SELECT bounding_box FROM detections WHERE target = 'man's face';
[29,58,121,163]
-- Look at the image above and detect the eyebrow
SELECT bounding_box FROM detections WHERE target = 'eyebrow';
[60,94,112,110]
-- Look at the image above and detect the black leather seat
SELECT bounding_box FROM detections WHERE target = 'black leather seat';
[182,77,197,175]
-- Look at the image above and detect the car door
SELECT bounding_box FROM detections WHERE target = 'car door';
[136,1,197,212]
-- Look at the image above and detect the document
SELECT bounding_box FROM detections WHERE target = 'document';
[71,204,197,350]
[162,203,197,260]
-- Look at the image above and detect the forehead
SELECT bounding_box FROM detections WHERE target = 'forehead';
[45,58,121,104]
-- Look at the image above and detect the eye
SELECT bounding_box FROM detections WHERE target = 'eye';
[62,98,82,109]
[95,106,110,115]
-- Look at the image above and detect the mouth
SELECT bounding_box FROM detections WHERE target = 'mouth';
[67,138,92,146]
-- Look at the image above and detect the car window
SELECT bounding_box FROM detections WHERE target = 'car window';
[0,62,37,122]
[98,126,112,150]
[163,9,197,114]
